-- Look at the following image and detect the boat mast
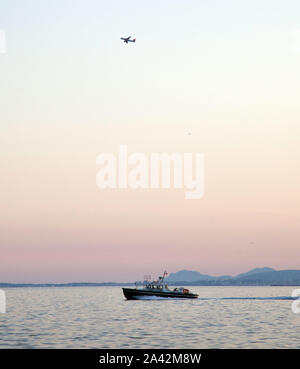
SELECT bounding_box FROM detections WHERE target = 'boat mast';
[162,270,168,288]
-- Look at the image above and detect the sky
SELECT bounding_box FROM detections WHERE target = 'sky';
[1,0,300,282]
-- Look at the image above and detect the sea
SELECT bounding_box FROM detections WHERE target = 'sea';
[0,286,299,349]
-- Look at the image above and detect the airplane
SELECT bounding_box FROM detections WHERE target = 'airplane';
[120,36,136,44]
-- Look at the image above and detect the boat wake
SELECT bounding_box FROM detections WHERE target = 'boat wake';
[130,295,297,301]
[197,296,298,301]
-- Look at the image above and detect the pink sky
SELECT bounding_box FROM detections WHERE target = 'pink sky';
[1,127,299,282]
[1,1,300,282]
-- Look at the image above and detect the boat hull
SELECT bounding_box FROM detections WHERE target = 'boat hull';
[122,288,198,300]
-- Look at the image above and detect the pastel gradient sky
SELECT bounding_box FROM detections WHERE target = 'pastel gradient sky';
[1,0,300,282]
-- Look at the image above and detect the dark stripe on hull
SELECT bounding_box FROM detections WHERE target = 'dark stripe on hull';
[122,288,198,300]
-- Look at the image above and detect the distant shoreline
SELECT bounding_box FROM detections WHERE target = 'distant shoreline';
[2,268,300,288]
[1,282,300,288]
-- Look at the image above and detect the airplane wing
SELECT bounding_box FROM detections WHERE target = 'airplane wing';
[120,36,132,43]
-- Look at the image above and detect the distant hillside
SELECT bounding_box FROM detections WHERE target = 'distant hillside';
[236,267,275,279]
[165,268,300,285]
[166,270,231,282]
[1,268,300,287]
[166,270,216,282]
[233,270,300,285]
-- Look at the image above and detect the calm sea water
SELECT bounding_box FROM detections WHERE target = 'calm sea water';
[0,286,299,348]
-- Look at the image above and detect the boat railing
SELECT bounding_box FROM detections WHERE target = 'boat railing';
[142,271,168,290]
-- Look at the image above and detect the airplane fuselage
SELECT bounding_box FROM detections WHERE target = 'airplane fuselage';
[120,37,136,44]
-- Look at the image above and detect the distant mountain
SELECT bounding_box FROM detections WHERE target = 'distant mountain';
[233,270,300,285]
[165,268,300,285]
[166,270,214,282]
[2,268,300,287]
[236,267,275,279]
[166,269,231,282]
